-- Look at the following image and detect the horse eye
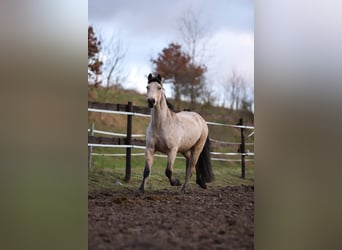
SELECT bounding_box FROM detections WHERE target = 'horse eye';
[158,87,162,90]
[146,86,149,90]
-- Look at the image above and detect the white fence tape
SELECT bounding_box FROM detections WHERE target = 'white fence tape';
[206,121,254,130]
[88,107,255,162]
[92,153,145,157]
[88,143,146,149]
[210,138,254,146]
[88,129,253,146]
[88,108,254,130]
[92,152,184,159]
[210,138,241,145]
[88,143,254,157]
[91,152,254,162]
[88,128,145,138]
[88,108,151,117]
[91,153,254,162]
[210,152,254,156]
[211,158,254,162]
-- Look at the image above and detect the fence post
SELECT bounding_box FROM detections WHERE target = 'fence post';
[125,101,133,182]
[239,118,246,179]
[88,122,94,170]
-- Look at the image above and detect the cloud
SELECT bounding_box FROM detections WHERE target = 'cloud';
[89,0,253,34]
[207,30,254,82]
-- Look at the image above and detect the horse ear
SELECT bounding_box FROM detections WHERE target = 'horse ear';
[157,74,162,83]
[148,73,152,83]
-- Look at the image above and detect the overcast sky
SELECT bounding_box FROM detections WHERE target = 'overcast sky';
[88,0,254,101]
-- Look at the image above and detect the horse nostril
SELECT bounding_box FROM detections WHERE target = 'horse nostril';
[147,98,155,107]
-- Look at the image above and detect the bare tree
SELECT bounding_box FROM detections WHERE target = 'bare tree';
[99,33,127,88]
[178,9,209,63]
[177,8,211,106]
[223,70,249,110]
[241,82,254,113]
[201,81,216,106]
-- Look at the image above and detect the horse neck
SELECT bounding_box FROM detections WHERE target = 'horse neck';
[151,95,172,129]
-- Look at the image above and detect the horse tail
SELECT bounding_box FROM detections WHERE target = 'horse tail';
[196,136,214,187]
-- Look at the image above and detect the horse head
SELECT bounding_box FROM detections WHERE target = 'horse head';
[147,73,163,108]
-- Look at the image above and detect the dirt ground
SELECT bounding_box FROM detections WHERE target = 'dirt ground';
[88,185,254,250]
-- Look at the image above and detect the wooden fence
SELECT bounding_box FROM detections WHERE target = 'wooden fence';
[88,101,254,181]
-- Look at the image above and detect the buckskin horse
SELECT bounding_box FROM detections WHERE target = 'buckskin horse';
[139,73,214,193]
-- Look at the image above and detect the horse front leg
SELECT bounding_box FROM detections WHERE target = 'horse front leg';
[165,148,181,186]
[139,147,154,193]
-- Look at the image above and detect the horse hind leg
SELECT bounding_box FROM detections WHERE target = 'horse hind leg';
[180,151,191,191]
[181,140,206,193]
[194,149,207,189]
[165,148,181,186]
[196,171,207,189]
[188,149,207,189]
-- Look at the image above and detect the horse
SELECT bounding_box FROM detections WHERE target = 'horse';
[139,73,214,193]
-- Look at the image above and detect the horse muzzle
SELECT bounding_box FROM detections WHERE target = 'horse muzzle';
[147,98,156,108]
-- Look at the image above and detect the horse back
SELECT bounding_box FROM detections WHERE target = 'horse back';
[176,111,207,131]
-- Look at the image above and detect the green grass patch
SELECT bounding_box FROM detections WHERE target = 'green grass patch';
[88,147,254,193]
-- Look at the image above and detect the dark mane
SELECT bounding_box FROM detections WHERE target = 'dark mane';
[147,76,161,84]
[165,96,175,112]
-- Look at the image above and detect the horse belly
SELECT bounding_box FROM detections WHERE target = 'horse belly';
[154,139,171,154]
[175,113,207,152]
[154,133,192,154]
[178,132,200,152]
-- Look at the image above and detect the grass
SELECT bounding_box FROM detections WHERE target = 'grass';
[88,147,254,193]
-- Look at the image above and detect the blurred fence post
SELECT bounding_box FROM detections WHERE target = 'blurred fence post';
[125,102,133,182]
[239,118,246,179]
[88,122,94,170]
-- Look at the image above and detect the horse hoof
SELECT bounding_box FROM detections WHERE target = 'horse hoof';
[196,180,207,189]
[138,187,145,194]
[171,179,181,186]
[180,184,189,193]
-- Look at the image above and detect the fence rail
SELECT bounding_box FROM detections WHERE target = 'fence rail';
[88,101,254,180]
